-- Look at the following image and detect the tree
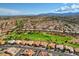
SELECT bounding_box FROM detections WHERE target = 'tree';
[16,20,24,32]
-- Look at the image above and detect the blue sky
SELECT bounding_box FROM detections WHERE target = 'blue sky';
[0,3,79,15]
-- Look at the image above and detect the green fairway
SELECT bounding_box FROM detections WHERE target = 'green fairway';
[6,32,79,47]
[5,31,79,48]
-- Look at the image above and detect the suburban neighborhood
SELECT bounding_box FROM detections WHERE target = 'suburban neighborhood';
[0,3,79,56]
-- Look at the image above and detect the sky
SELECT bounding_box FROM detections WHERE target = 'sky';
[0,3,79,15]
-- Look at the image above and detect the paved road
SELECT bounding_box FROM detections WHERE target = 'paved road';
[23,29,79,35]
[15,48,25,56]
[0,44,78,56]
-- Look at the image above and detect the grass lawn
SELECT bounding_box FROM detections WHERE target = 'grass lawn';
[5,31,79,48]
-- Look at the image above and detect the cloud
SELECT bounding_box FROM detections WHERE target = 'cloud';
[0,8,27,15]
[71,4,79,9]
[54,4,79,13]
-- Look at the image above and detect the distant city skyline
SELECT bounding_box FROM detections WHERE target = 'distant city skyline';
[0,3,79,15]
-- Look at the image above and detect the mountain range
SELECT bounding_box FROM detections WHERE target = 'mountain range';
[37,12,79,16]
[0,12,79,16]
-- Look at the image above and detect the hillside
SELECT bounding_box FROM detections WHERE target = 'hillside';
[0,16,79,35]
[0,16,79,56]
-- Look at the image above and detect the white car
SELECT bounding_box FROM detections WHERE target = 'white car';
[7,40,16,44]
